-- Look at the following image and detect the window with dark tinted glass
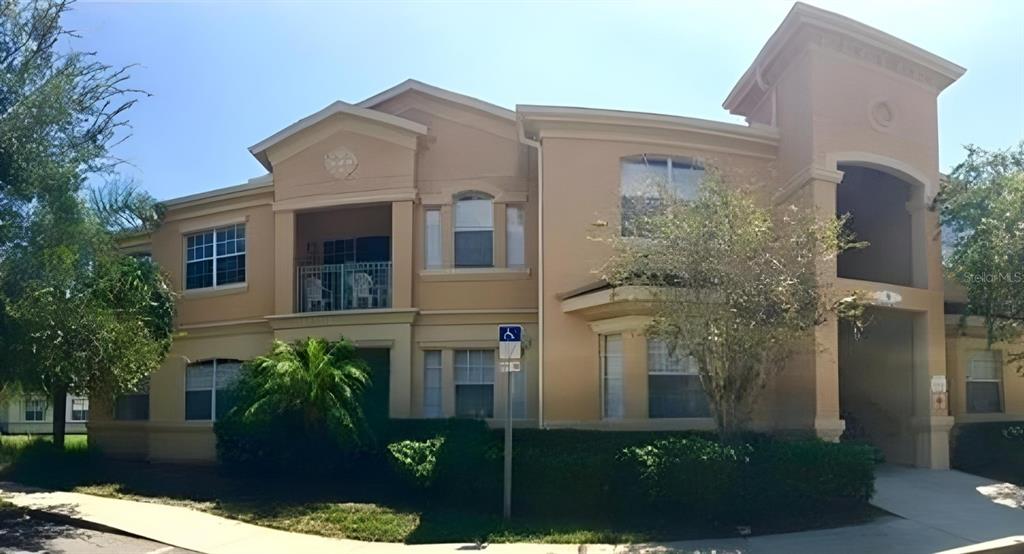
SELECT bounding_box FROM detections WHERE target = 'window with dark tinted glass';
[185,359,242,421]
[454,193,493,267]
[185,224,246,289]
[621,156,704,237]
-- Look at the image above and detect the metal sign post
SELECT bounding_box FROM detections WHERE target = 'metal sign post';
[498,324,522,520]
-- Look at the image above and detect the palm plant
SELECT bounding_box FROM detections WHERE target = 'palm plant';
[235,337,372,441]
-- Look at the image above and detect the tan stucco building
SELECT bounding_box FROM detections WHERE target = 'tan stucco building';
[89,3,1017,469]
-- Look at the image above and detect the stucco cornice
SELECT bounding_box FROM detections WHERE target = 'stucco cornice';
[724,2,965,117]
[265,308,419,330]
[162,175,273,210]
[772,164,845,205]
[358,79,516,122]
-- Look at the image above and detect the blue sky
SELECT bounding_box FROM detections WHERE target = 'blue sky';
[65,0,1023,201]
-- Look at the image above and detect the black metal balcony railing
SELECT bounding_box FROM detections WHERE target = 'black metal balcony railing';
[296,261,391,313]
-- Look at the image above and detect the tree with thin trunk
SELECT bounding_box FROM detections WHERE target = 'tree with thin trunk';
[939,143,1024,372]
[599,172,866,441]
[0,0,171,446]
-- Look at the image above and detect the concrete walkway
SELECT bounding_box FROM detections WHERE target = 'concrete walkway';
[2,471,1023,554]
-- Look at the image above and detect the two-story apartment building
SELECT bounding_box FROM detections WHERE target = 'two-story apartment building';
[89,3,1019,470]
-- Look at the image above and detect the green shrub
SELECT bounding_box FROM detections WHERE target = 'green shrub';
[952,421,1024,484]
[620,437,750,520]
[0,437,96,489]
[387,437,444,488]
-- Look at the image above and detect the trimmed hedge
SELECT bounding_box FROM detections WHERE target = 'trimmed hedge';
[387,428,876,525]
[952,421,1024,485]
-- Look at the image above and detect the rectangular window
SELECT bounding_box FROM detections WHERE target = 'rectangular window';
[323,238,356,265]
[601,335,624,419]
[424,208,442,269]
[506,205,525,268]
[185,224,246,290]
[510,366,527,419]
[621,156,704,236]
[454,196,493,267]
[185,359,242,421]
[70,397,89,422]
[24,398,45,422]
[647,339,710,418]
[423,350,443,418]
[455,349,495,418]
[115,393,150,421]
[967,350,1003,414]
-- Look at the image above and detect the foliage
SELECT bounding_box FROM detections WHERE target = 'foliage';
[387,437,444,489]
[600,172,866,438]
[88,179,165,235]
[951,421,1024,485]
[215,337,372,473]
[939,143,1024,370]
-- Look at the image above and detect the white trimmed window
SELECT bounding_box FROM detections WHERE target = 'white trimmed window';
[601,334,624,419]
[621,155,704,236]
[116,381,150,421]
[510,366,527,419]
[647,339,710,418]
[185,359,242,421]
[966,350,1003,413]
[24,398,45,422]
[185,224,246,289]
[455,349,495,418]
[70,397,89,422]
[454,193,494,267]
[506,205,525,268]
[424,208,442,269]
[423,350,443,418]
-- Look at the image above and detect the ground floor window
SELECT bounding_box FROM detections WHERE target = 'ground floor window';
[24,398,45,422]
[70,397,89,421]
[966,350,1002,413]
[601,334,624,419]
[647,339,710,418]
[510,366,527,419]
[185,359,242,421]
[423,350,443,418]
[455,349,494,418]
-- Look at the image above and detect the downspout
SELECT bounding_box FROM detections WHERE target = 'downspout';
[517,118,543,428]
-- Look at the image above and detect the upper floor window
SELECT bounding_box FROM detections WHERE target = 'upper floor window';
[506,205,526,268]
[966,350,1002,414]
[621,155,704,236]
[647,339,709,418]
[454,193,493,267]
[185,359,242,421]
[185,224,246,290]
[24,398,45,422]
[424,208,443,269]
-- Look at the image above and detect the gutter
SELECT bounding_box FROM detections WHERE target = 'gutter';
[517,118,544,429]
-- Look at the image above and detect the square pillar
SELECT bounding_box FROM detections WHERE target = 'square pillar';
[391,201,414,308]
[274,210,296,314]
[913,302,954,468]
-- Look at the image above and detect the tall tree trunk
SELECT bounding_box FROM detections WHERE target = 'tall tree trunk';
[52,384,68,448]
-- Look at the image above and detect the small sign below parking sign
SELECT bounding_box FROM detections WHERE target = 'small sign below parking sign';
[499,324,522,360]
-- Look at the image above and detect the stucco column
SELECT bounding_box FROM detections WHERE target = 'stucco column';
[391,201,414,308]
[388,324,413,418]
[809,176,845,441]
[441,349,455,417]
[912,302,955,468]
[440,204,453,268]
[274,210,296,314]
[493,201,507,268]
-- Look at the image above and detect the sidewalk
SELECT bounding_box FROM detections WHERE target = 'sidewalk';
[2,479,1021,554]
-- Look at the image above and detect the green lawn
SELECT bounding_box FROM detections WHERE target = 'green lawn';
[0,436,883,544]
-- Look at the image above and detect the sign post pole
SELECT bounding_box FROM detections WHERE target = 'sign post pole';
[498,324,522,521]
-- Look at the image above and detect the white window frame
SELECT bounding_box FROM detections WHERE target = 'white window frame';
[184,223,247,290]
[620,155,705,236]
[423,350,443,418]
[24,398,45,422]
[424,207,443,269]
[601,334,624,419]
[69,397,89,422]
[506,204,526,268]
[185,359,241,421]
[510,364,527,420]
[646,339,709,418]
[453,192,495,268]
[454,349,496,418]
[966,350,1003,414]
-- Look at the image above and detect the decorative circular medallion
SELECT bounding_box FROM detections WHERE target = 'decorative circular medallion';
[324,147,358,179]
[869,100,895,131]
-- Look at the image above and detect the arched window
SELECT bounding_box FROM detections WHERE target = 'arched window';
[620,155,704,236]
[454,192,494,267]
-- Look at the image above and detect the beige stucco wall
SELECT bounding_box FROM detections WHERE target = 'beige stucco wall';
[946,329,1024,423]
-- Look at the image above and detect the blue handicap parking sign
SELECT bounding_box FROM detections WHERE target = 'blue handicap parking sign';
[499,325,521,342]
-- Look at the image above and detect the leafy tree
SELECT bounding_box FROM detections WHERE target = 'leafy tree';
[939,143,1024,370]
[215,337,372,472]
[0,0,168,446]
[600,172,865,440]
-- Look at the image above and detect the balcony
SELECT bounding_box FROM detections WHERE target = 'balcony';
[297,261,391,312]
